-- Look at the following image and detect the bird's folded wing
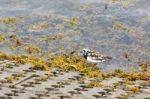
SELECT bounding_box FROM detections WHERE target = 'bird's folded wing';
[88,52,104,57]
[88,50,112,60]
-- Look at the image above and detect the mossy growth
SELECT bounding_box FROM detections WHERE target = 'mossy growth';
[50,52,102,78]
[0,17,16,24]
[5,76,19,83]
[5,73,24,83]
[88,80,103,88]
[0,33,5,43]
[0,51,149,86]
[113,82,120,89]
[127,86,141,93]
[68,17,78,26]
[0,52,49,70]
[124,79,134,85]
[0,64,13,71]
[0,52,102,79]
[35,76,48,81]
[111,0,132,8]
[25,44,41,54]
[112,69,150,81]
[139,63,148,71]
[28,22,49,32]
[9,33,16,40]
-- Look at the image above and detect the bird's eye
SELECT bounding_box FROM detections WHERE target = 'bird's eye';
[83,50,86,53]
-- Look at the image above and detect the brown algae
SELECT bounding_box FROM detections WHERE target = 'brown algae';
[0,17,16,24]
[0,52,49,70]
[0,52,102,78]
[0,33,5,43]
[0,52,149,87]
[50,52,102,78]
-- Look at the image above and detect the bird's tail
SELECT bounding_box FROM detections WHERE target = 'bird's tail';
[102,56,112,60]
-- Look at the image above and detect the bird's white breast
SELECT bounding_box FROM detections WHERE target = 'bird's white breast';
[87,57,105,63]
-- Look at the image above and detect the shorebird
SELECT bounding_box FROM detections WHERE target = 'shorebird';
[81,48,112,63]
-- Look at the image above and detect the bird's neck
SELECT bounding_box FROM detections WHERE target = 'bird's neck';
[84,53,88,59]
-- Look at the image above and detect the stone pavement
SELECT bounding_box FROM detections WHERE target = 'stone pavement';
[0,60,150,99]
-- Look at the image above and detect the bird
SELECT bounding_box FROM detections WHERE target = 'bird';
[81,48,112,63]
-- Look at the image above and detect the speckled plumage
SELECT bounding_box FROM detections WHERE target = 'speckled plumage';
[82,48,112,63]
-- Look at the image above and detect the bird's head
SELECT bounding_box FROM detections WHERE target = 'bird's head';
[81,48,90,58]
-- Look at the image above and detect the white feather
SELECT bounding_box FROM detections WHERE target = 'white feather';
[87,57,105,63]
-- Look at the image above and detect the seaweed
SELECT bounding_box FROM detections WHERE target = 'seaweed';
[127,86,141,93]
[25,44,41,54]
[0,53,49,70]
[0,17,16,24]
[0,33,5,43]
[50,52,102,78]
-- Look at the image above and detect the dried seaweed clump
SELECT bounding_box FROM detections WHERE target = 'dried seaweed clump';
[112,69,150,81]
[88,80,103,87]
[0,52,49,70]
[25,44,41,54]
[0,17,16,24]
[127,86,141,93]
[50,52,102,78]
[0,33,5,43]
[0,52,102,78]
[68,17,78,26]
[29,22,49,32]
[111,0,133,8]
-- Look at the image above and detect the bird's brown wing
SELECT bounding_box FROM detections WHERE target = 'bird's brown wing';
[88,51,112,60]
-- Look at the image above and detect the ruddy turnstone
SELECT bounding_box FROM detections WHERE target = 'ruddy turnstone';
[81,48,112,63]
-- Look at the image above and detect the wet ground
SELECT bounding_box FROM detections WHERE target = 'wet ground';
[0,0,149,73]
